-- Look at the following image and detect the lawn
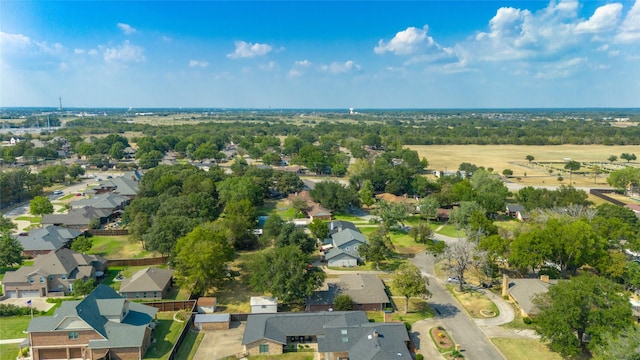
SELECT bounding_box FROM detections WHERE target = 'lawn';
[0,344,20,360]
[434,224,465,238]
[143,312,184,360]
[446,286,499,319]
[14,216,41,223]
[359,226,426,255]
[491,338,563,360]
[0,316,31,339]
[87,235,151,258]
[174,329,204,360]
[214,251,260,313]
[239,354,314,360]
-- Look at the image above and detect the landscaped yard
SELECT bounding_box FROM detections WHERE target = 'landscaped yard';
[0,344,20,360]
[174,329,204,360]
[491,338,563,360]
[446,286,499,319]
[14,216,41,223]
[0,316,31,339]
[87,235,152,258]
[143,312,184,360]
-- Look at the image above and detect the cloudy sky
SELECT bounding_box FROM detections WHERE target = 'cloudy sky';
[1,0,639,108]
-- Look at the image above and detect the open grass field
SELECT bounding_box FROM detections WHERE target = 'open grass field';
[491,338,563,360]
[87,235,152,258]
[0,316,31,339]
[409,144,640,187]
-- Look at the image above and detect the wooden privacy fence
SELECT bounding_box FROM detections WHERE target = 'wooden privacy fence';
[590,189,626,206]
[142,299,196,312]
[88,229,129,236]
[107,257,169,267]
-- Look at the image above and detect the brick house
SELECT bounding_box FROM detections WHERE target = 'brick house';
[118,267,174,300]
[2,248,106,298]
[27,285,157,360]
[242,311,411,359]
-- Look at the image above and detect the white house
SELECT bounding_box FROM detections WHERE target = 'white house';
[250,296,278,313]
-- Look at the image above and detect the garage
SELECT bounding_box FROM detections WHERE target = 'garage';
[19,290,41,298]
[5,291,17,298]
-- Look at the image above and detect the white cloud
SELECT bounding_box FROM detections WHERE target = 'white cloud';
[374,26,435,55]
[117,23,137,35]
[103,41,145,63]
[535,56,586,79]
[88,49,98,56]
[615,0,640,42]
[74,48,85,55]
[289,60,312,77]
[189,60,209,68]
[0,32,31,47]
[260,61,278,71]
[294,60,311,67]
[227,40,273,59]
[574,3,622,33]
[320,60,361,74]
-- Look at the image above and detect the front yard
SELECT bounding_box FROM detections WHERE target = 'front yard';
[491,338,563,360]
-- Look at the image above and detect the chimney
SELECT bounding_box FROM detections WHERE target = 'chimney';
[501,274,508,297]
[540,274,550,283]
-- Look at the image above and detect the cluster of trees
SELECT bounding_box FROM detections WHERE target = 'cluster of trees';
[515,185,591,211]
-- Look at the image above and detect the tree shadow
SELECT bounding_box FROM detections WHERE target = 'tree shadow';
[430,303,460,318]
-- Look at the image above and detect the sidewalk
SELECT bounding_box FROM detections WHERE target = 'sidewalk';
[0,338,26,344]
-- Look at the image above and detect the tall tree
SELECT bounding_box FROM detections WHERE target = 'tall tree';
[359,179,375,208]
[607,166,640,191]
[0,216,17,235]
[534,274,633,357]
[308,218,329,241]
[620,153,637,163]
[359,226,394,270]
[608,155,618,163]
[30,196,53,217]
[417,196,440,223]
[248,245,325,305]
[70,236,93,254]
[376,200,408,230]
[525,155,535,163]
[393,262,430,313]
[173,223,235,296]
[0,233,23,268]
[444,240,485,291]
[564,160,581,184]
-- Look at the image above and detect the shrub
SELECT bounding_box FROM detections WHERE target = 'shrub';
[416,355,424,360]
[404,321,411,331]
[523,317,532,324]
[0,303,40,317]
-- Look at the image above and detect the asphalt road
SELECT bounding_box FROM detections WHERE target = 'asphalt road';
[412,251,505,360]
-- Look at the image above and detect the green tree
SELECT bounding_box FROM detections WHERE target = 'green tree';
[408,222,433,244]
[564,160,581,184]
[138,150,162,169]
[333,294,353,311]
[0,216,17,235]
[502,169,513,177]
[262,215,284,245]
[310,181,360,212]
[623,261,640,291]
[608,155,617,163]
[0,233,23,268]
[70,236,93,254]
[449,201,484,229]
[73,278,96,296]
[248,245,325,305]
[417,196,440,223]
[525,155,535,163]
[108,142,126,160]
[308,218,329,241]
[67,164,85,179]
[393,262,430,313]
[173,223,235,296]
[444,240,485,292]
[30,196,53,216]
[620,152,637,163]
[534,274,633,357]
[592,326,640,360]
[376,200,408,230]
[607,166,640,191]
[359,227,394,270]
[275,222,315,253]
[359,179,375,208]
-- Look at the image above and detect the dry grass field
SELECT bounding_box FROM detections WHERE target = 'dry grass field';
[409,144,640,187]
[491,338,564,360]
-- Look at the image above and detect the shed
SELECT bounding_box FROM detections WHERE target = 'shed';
[194,313,230,330]
[197,297,217,314]
[250,296,278,313]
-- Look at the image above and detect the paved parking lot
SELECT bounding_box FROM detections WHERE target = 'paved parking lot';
[193,321,246,360]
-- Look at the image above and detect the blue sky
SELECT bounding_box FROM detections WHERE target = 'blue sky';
[1,0,639,108]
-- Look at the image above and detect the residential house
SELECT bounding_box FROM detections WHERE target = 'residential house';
[288,190,332,221]
[69,193,130,213]
[16,225,84,257]
[506,204,527,221]
[89,171,142,199]
[502,274,557,318]
[118,267,174,300]
[2,248,106,298]
[324,229,368,267]
[41,206,113,230]
[250,296,278,313]
[328,220,359,237]
[307,274,390,312]
[27,284,157,360]
[241,311,411,359]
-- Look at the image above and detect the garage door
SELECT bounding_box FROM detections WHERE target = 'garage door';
[5,291,17,298]
[19,290,41,298]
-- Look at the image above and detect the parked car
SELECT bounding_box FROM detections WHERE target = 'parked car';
[447,277,466,284]
[53,190,63,195]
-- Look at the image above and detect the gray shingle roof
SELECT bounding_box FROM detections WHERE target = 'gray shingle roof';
[27,284,157,349]
[328,221,359,236]
[507,278,554,315]
[41,207,112,227]
[119,267,174,293]
[308,274,390,307]
[70,193,128,210]
[332,229,368,248]
[2,248,105,284]
[324,248,359,261]
[16,225,82,252]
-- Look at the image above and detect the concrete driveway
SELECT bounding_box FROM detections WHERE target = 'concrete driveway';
[193,321,245,360]
[0,297,56,312]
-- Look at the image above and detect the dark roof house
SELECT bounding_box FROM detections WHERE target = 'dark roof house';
[119,267,174,300]
[27,284,157,360]
[16,225,83,257]
[307,274,390,311]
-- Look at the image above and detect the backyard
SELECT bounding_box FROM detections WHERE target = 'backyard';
[87,235,153,259]
[143,312,185,360]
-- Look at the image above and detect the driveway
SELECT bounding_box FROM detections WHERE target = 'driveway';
[193,321,245,360]
[412,251,505,360]
[0,297,55,312]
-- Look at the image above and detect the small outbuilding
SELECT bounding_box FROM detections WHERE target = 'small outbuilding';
[194,313,230,330]
[250,296,278,313]
[197,297,217,314]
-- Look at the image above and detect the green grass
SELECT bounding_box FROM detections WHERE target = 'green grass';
[244,354,314,360]
[491,338,563,360]
[0,316,31,339]
[87,235,150,258]
[0,343,20,360]
[435,224,465,238]
[332,212,370,223]
[60,194,75,200]
[143,313,184,360]
[14,216,41,223]
[174,329,204,360]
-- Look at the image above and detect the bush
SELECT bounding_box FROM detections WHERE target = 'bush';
[523,317,532,324]
[0,303,40,316]
[404,321,411,331]
[416,355,424,360]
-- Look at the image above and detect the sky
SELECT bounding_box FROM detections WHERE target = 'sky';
[1,0,639,109]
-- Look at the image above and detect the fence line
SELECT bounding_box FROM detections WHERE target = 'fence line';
[107,257,168,267]
[589,188,625,206]
[88,229,129,236]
